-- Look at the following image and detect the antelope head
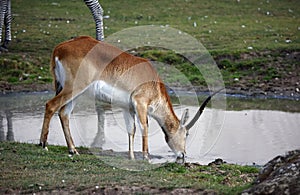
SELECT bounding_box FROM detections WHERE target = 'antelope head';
[161,88,223,163]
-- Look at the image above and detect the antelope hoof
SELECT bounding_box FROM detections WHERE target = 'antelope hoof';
[39,142,48,151]
[129,152,135,160]
[143,153,151,162]
[69,149,79,155]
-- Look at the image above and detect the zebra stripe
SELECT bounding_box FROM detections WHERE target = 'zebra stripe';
[0,0,104,46]
[84,0,104,41]
[0,0,12,44]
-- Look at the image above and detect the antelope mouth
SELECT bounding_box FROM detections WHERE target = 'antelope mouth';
[175,152,185,164]
[176,156,185,164]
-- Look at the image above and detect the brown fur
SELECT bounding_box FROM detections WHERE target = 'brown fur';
[40,36,184,158]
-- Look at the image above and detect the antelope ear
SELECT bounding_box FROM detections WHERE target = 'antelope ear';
[180,109,189,127]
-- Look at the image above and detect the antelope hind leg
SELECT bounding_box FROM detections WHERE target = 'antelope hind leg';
[59,101,79,155]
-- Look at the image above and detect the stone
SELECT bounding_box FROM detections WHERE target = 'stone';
[243,150,300,195]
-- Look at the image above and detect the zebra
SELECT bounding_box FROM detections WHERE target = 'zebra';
[0,0,11,52]
[84,0,104,41]
[0,0,104,52]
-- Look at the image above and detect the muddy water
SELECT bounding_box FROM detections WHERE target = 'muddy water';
[0,92,299,165]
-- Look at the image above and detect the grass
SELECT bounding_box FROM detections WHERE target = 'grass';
[103,0,300,51]
[0,1,297,192]
[0,0,299,90]
[0,142,259,194]
[225,97,300,112]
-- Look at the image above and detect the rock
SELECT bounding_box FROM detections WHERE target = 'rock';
[208,158,226,166]
[243,150,300,195]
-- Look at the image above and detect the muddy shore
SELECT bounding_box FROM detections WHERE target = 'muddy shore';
[1,82,299,100]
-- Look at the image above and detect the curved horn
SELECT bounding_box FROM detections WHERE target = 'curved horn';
[186,88,224,130]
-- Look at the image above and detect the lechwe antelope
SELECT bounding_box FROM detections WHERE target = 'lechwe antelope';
[40,36,222,162]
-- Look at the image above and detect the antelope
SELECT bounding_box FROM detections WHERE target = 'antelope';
[40,36,222,162]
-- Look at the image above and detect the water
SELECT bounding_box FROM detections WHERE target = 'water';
[0,91,299,165]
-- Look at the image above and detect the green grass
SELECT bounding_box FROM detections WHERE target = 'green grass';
[0,0,299,88]
[0,2,296,192]
[102,0,300,51]
[226,97,300,112]
[0,142,259,194]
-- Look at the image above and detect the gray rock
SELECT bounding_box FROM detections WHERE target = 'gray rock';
[243,150,300,195]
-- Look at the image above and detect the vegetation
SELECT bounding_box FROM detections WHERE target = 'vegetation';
[0,0,299,95]
[0,0,298,193]
[0,142,259,194]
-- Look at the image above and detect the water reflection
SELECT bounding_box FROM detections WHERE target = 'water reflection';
[0,92,299,165]
[0,110,14,141]
[91,100,106,148]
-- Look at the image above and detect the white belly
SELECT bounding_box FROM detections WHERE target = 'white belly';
[91,80,131,107]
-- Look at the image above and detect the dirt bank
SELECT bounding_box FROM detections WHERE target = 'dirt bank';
[1,81,299,99]
[1,50,299,99]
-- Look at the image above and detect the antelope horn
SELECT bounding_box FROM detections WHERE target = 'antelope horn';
[185,88,224,130]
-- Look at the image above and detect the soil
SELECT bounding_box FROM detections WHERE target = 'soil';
[214,50,300,99]
[4,186,217,195]
[1,50,299,99]
[46,185,217,195]
[0,82,52,94]
[0,79,299,99]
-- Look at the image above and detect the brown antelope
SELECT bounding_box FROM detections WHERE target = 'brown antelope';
[40,36,222,162]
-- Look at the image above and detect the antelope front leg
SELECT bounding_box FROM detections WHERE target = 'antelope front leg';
[142,130,149,161]
[134,103,150,161]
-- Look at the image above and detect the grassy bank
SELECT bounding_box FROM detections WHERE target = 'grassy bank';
[0,0,299,96]
[0,1,297,193]
[0,142,259,194]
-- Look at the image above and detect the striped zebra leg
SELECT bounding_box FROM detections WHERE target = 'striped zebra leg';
[0,0,7,44]
[0,0,11,51]
[84,0,104,41]
[4,0,11,42]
